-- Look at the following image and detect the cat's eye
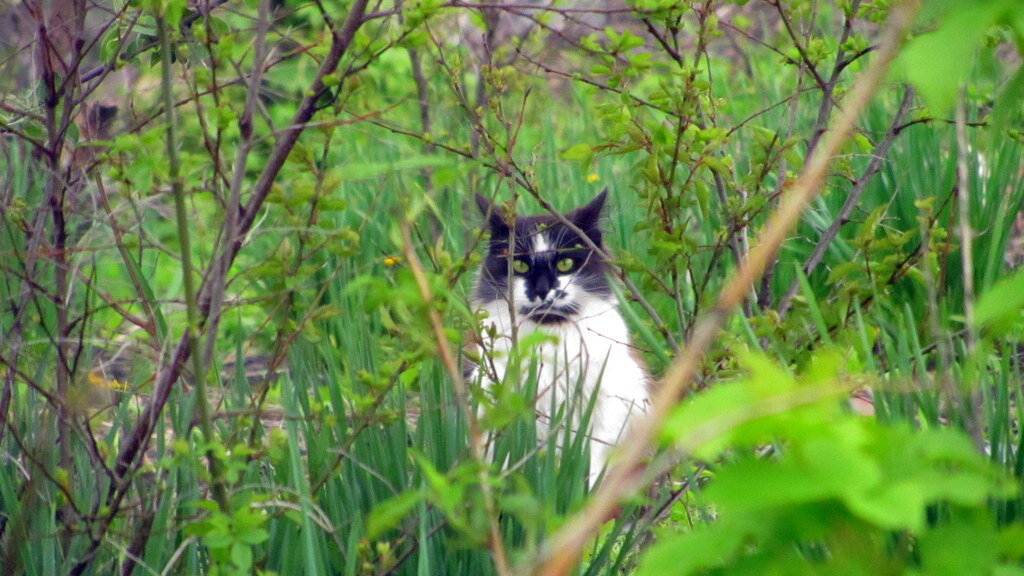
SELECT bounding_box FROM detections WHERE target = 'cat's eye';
[512,258,530,274]
[556,257,576,273]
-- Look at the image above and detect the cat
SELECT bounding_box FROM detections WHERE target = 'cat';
[470,190,651,484]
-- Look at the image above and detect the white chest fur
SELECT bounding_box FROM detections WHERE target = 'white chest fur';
[474,296,650,483]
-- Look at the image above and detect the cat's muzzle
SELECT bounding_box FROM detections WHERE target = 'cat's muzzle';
[519,294,578,324]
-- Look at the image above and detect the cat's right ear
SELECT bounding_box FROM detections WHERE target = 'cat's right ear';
[475,194,509,235]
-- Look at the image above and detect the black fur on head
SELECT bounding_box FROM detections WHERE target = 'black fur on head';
[473,190,611,324]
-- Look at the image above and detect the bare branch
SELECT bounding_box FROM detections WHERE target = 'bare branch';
[777,87,914,316]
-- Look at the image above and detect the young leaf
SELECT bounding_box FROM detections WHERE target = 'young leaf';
[894,0,1013,112]
[974,268,1024,337]
[365,490,424,541]
[636,519,757,576]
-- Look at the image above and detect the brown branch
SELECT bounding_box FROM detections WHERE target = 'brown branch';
[200,0,273,374]
[895,116,987,134]
[803,0,862,157]
[777,86,915,317]
[772,0,829,89]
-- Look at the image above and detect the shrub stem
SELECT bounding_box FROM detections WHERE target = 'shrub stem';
[158,15,230,512]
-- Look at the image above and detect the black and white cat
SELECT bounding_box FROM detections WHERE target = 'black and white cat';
[471,190,651,483]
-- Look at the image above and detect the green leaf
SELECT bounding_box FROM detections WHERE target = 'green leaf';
[702,156,731,176]
[235,525,269,545]
[513,330,559,356]
[705,458,837,512]
[660,352,846,459]
[798,431,881,495]
[412,451,449,496]
[894,0,1015,112]
[919,517,999,576]
[636,519,756,576]
[164,0,187,30]
[987,62,1024,140]
[846,479,928,530]
[560,143,593,161]
[999,523,1024,559]
[974,268,1024,337]
[230,541,253,571]
[365,490,424,541]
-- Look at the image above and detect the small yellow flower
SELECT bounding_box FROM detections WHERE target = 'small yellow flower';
[87,371,107,388]
[88,371,129,392]
[383,256,401,267]
[586,173,601,183]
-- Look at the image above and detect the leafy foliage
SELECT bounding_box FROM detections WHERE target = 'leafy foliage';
[645,352,1017,576]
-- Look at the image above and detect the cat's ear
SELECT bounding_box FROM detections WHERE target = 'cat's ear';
[475,193,509,235]
[569,188,608,230]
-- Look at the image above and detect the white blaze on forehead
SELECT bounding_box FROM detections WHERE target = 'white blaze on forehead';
[533,233,551,256]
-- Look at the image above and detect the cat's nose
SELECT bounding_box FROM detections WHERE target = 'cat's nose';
[533,285,551,302]
[532,275,557,301]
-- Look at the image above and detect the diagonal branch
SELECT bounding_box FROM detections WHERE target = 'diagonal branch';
[531,2,921,574]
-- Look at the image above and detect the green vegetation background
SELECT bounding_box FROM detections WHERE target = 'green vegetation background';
[2,1,1024,574]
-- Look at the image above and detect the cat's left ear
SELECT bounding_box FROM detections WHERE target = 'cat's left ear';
[569,188,608,230]
[475,193,509,235]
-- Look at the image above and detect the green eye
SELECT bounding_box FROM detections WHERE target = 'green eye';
[512,259,530,274]
[556,257,575,273]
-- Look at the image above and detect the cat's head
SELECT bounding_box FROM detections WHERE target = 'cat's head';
[473,191,611,324]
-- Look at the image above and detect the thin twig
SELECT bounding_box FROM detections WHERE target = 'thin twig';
[645,12,751,313]
[801,0,860,157]
[773,0,829,89]
[158,15,230,511]
[954,89,985,452]
[777,87,914,317]
[200,0,272,373]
